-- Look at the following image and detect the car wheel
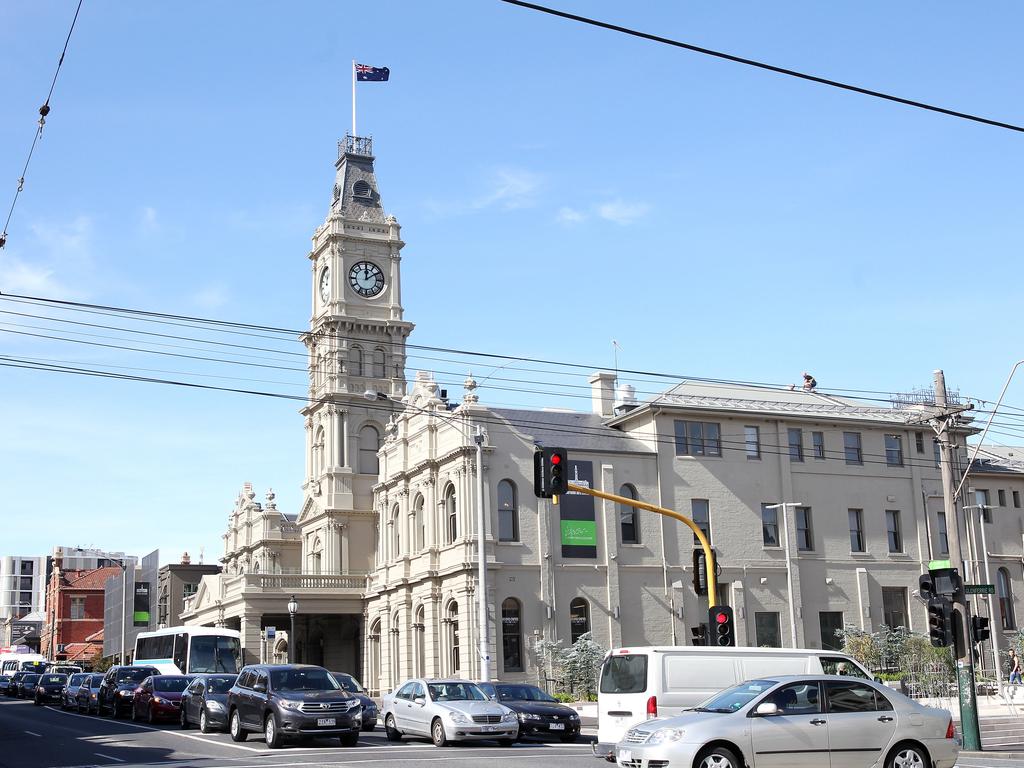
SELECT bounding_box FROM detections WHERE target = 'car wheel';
[498,738,514,747]
[340,731,359,747]
[112,702,122,719]
[148,704,157,725]
[384,714,402,741]
[180,706,189,729]
[230,710,248,742]
[34,696,41,706]
[886,742,928,768]
[431,718,447,748]
[264,712,282,749]
[697,745,742,768]
[199,708,213,734]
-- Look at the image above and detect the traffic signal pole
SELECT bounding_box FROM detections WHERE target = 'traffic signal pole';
[566,482,718,608]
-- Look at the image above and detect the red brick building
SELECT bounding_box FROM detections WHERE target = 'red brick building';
[40,564,120,662]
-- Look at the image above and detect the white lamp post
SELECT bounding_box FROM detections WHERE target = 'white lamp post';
[288,595,298,664]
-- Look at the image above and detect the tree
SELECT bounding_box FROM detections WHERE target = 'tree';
[531,632,606,701]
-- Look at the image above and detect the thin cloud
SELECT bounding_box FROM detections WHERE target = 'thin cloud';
[0,253,69,296]
[472,168,541,210]
[191,284,229,310]
[140,206,159,233]
[597,200,651,225]
[556,207,586,224]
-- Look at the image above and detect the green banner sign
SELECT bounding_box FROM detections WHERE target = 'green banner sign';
[965,584,995,595]
[560,519,597,547]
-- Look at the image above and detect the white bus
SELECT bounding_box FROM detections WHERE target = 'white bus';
[133,627,242,675]
[0,652,47,676]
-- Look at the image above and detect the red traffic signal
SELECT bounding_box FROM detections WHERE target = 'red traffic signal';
[533,447,569,498]
[708,605,735,646]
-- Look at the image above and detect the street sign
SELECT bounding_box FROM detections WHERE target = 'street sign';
[965,584,995,596]
[266,626,276,639]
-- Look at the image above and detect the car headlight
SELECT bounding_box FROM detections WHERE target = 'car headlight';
[153,697,167,705]
[118,690,132,697]
[569,712,580,720]
[278,699,302,710]
[205,701,224,711]
[502,710,518,723]
[647,728,685,745]
[518,712,541,721]
[91,693,98,699]
[447,710,470,724]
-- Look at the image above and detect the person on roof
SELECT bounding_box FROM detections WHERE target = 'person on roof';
[802,372,817,391]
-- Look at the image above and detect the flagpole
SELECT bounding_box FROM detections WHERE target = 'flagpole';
[352,60,357,137]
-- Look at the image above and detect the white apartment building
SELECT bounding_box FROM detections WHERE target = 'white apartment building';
[0,556,47,622]
[184,135,1024,694]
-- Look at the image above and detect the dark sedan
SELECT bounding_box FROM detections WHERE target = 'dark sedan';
[17,673,41,699]
[76,674,104,714]
[132,675,191,723]
[181,673,236,733]
[330,672,378,731]
[476,682,580,742]
[61,673,90,710]
[0,675,11,695]
[97,665,159,718]
[34,673,68,705]
[6,672,25,697]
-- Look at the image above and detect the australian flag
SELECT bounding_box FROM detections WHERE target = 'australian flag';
[355,63,389,82]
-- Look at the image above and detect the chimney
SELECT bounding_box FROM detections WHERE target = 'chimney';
[589,372,617,418]
[181,551,191,565]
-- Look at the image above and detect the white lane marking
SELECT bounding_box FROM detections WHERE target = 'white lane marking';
[94,754,126,763]
[24,730,42,736]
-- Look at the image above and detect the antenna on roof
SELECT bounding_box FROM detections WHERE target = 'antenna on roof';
[612,339,623,379]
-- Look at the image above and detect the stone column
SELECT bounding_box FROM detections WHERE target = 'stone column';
[239,612,262,666]
[600,464,623,648]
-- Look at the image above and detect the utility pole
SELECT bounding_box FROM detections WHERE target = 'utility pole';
[933,369,981,751]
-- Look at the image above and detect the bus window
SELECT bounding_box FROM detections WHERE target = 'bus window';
[189,635,241,673]
[173,633,188,674]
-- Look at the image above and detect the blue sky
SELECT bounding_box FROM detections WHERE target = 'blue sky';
[2,1,1024,561]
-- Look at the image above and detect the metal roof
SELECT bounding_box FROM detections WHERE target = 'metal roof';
[490,408,652,454]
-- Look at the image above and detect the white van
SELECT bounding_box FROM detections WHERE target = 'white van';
[594,646,872,755]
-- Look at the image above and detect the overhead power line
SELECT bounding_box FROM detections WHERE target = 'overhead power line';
[499,0,1024,135]
[1,0,84,249]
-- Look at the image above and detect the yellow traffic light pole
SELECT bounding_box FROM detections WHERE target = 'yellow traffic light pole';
[564,482,717,608]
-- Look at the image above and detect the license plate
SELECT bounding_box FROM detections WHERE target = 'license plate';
[483,724,498,731]
[549,723,565,730]
[317,717,336,727]
[619,750,632,762]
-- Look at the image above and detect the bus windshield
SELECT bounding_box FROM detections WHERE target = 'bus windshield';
[189,635,241,674]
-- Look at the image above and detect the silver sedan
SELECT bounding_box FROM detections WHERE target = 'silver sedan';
[616,675,959,768]
[381,678,519,747]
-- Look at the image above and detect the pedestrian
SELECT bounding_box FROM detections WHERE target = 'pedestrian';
[1010,649,1022,684]
[801,372,817,391]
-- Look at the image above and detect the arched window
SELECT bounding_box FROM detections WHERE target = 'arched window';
[368,619,381,696]
[317,354,325,387]
[413,605,426,677]
[310,537,322,574]
[359,425,380,475]
[999,567,1017,630]
[501,598,523,672]
[313,426,325,477]
[350,347,363,377]
[569,597,591,644]
[372,522,380,567]
[412,494,425,551]
[390,611,402,683]
[497,480,519,542]
[619,484,640,544]
[446,601,460,675]
[444,484,458,544]
[372,348,386,379]
[390,504,401,559]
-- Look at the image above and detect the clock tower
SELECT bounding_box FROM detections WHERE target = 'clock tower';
[298,134,413,576]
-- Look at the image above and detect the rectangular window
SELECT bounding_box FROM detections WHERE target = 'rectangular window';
[999,489,1007,507]
[182,583,198,599]
[844,432,863,465]
[788,428,804,462]
[976,489,992,523]
[1014,491,1021,509]
[745,426,761,459]
[885,434,904,467]
[812,431,825,460]
[848,509,864,552]
[761,504,779,547]
[936,511,949,555]
[818,611,844,651]
[19,576,32,591]
[691,499,711,544]
[933,439,941,467]
[754,612,782,648]
[796,507,813,551]
[70,597,86,620]
[19,561,34,575]
[886,510,903,553]
[674,421,722,457]
[881,587,908,630]
[915,431,925,454]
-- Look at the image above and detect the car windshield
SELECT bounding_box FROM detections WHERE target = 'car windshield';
[206,675,236,694]
[694,679,778,713]
[270,668,339,692]
[427,682,487,702]
[23,674,40,684]
[117,668,153,684]
[89,676,104,687]
[69,674,87,686]
[154,676,190,692]
[496,684,557,702]
[43,675,67,684]
[332,673,362,693]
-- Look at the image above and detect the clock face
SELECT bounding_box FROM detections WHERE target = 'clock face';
[319,267,331,303]
[348,261,385,297]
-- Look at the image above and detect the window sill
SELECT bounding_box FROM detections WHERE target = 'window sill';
[496,540,525,547]
[675,454,724,461]
[850,552,873,558]
[762,546,784,551]
[619,543,645,548]
[888,552,912,558]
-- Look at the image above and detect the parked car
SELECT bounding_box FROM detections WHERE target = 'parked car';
[382,678,518,747]
[132,675,192,723]
[34,673,69,705]
[477,682,580,742]
[50,665,83,676]
[0,675,11,695]
[613,675,959,768]
[62,673,90,710]
[17,673,41,698]
[76,674,104,714]
[97,665,160,718]
[180,673,237,733]
[330,671,378,731]
[227,664,362,749]
[5,672,25,697]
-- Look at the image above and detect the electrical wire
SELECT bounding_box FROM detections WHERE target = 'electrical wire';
[499,0,1024,134]
[1,0,84,249]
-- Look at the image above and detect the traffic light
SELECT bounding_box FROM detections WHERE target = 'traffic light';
[928,597,953,647]
[919,572,935,601]
[709,606,735,647]
[533,447,569,498]
[929,567,965,603]
[690,624,707,646]
[971,615,991,646]
[692,547,717,596]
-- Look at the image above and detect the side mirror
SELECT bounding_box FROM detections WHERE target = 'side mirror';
[874,676,883,684]
[754,702,779,717]
[413,696,426,706]
[253,682,267,693]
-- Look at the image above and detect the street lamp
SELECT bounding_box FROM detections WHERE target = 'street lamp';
[965,496,1001,689]
[365,389,492,682]
[287,595,298,664]
[765,502,805,648]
